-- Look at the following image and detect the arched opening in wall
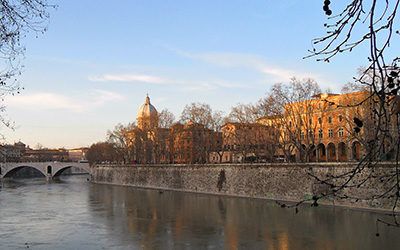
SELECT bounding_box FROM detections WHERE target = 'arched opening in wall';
[300,144,307,162]
[352,141,362,161]
[317,143,326,162]
[338,142,348,162]
[327,143,336,162]
[3,166,46,178]
[47,166,52,175]
[309,145,317,162]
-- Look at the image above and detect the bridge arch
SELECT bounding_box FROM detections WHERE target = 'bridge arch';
[2,165,47,178]
[53,165,90,178]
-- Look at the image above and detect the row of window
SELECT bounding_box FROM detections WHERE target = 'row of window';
[325,115,343,124]
[291,115,344,127]
[301,128,345,140]
[224,144,270,150]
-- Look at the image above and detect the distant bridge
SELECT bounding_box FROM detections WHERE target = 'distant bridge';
[0,162,90,180]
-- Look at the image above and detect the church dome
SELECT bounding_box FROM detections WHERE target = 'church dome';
[137,95,158,130]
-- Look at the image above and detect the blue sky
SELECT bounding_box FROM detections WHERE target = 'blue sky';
[1,0,380,148]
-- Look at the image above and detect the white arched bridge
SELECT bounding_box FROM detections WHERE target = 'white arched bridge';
[0,162,90,180]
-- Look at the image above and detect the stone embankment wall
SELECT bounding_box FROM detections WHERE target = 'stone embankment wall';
[91,163,398,211]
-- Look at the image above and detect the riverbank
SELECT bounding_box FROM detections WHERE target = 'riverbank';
[91,162,399,212]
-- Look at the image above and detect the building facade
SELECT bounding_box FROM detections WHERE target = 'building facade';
[67,147,89,162]
[168,122,221,164]
[125,95,220,164]
[123,91,387,164]
[0,142,79,163]
[210,122,276,163]
[257,91,371,162]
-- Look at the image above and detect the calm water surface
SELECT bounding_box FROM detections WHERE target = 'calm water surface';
[0,176,399,249]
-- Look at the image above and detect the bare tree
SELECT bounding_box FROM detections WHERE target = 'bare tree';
[0,1,54,129]
[146,127,170,164]
[158,108,175,128]
[260,78,322,162]
[209,110,225,163]
[224,100,279,163]
[86,142,118,165]
[341,68,375,94]
[226,103,259,123]
[180,102,214,128]
[221,122,273,163]
[285,0,400,228]
[107,123,145,164]
[179,102,225,163]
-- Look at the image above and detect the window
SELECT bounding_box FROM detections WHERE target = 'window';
[318,129,323,139]
[338,128,344,137]
[328,116,332,124]
[318,117,322,124]
[339,115,343,122]
[309,118,312,125]
[328,129,333,138]
[300,132,305,140]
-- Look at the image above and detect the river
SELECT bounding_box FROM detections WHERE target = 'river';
[0,175,399,249]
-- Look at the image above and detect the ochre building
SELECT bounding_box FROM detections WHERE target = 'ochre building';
[126,95,220,164]
[209,122,275,163]
[257,91,371,162]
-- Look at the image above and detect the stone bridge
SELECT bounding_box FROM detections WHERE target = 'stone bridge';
[0,162,90,180]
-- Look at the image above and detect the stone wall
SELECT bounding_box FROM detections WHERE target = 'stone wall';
[91,162,399,211]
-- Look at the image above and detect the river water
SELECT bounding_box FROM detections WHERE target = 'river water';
[0,175,399,250]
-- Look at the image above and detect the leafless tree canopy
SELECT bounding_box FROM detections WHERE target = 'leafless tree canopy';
[259,78,322,162]
[0,0,53,129]
[86,142,118,165]
[226,103,259,123]
[106,123,141,164]
[300,0,400,228]
[180,102,224,130]
[158,108,175,128]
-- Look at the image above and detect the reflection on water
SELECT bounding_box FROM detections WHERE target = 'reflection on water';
[0,176,399,249]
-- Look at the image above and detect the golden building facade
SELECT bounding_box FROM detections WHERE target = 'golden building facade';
[127,91,387,164]
[210,122,276,163]
[126,95,221,164]
[168,122,221,164]
[258,91,370,162]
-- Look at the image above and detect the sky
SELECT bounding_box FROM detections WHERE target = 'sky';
[0,0,383,148]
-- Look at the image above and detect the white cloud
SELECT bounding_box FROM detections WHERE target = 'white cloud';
[181,82,217,92]
[88,70,250,93]
[177,79,251,92]
[174,50,321,82]
[88,74,167,84]
[7,90,124,113]
[89,90,125,107]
